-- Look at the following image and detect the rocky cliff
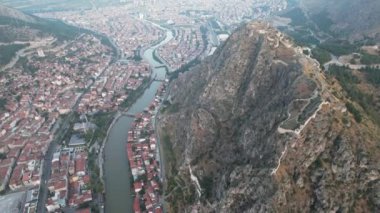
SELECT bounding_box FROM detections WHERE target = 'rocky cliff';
[158,22,380,212]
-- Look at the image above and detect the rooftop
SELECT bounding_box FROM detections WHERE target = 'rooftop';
[68,135,86,147]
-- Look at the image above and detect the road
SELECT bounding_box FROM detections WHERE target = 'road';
[152,79,173,212]
[323,53,380,71]
[140,21,175,211]
[154,104,165,184]
[36,115,71,213]
[207,20,220,47]
[36,39,119,212]
[34,15,123,211]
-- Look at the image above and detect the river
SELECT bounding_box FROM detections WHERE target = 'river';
[104,30,173,213]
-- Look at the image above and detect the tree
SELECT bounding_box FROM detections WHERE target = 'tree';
[311,47,331,68]
[0,153,6,160]
[0,98,7,111]
[84,130,94,143]
[360,66,380,86]
[346,102,362,123]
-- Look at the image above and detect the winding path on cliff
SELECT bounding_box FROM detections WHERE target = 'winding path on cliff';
[323,53,380,71]
[273,49,332,175]
[277,89,318,135]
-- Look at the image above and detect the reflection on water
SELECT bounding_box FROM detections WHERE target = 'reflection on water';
[104,30,173,213]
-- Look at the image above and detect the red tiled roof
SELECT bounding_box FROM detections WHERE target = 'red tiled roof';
[0,158,13,167]
[134,181,142,191]
[154,206,163,213]
[22,172,31,182]
[75,158,86,174]
[0,167,10,180]
[82,191,92,202]
[52,179,67,191]
[76,208,91,213]
[133,197,141,213]
[83,175,90,184]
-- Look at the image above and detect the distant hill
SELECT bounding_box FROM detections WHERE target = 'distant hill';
[0,4,37,22]
[0,0,121,13]
[0,4,116,66]
[299,0,380,42]
[0,4,86,43]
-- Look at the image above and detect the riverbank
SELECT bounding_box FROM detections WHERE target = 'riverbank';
[152,49,171,73]
[100,75,153,187]
[99,69,152,207]
[125,84,167,212]
[99,111,122,189]
[121,76,152,109]
[142,20,174,73]
[102,25,174,212]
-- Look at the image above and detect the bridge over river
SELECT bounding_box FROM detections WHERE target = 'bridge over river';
[103,28,173,213]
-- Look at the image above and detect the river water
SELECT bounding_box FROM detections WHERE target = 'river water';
[104,30,173,213]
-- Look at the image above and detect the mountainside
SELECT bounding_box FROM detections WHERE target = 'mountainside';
[0,5,115,67]
[0,4,37,22]
[298,0,380,41]
[158,22,380,212]
[0,4,85,43]
[0,0,121,13]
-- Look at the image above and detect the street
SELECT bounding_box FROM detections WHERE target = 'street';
[36,35,118,211]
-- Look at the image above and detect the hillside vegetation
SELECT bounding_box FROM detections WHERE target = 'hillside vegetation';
[0,43,29,65]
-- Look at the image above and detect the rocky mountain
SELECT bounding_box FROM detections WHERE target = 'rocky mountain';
[157,22,380,212]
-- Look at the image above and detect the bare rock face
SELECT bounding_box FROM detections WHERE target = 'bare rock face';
[158,22,380,212]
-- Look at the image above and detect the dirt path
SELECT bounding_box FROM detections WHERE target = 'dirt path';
[277,89,318,135]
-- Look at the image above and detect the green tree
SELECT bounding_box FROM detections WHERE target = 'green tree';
[0,98,7,111]
[311,48,331,68]
[346,102,362,123]
[0,153,6,160]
